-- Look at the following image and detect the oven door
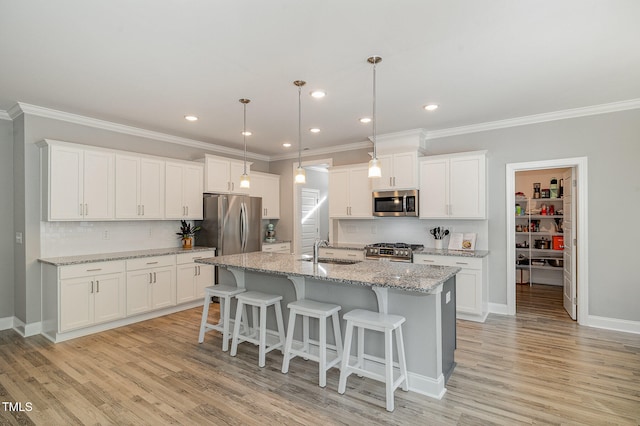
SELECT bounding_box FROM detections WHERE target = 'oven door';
[372,190,419,217]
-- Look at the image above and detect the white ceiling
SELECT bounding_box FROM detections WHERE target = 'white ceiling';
[1,1,639,157]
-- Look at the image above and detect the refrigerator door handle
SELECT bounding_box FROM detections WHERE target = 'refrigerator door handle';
[239,202,246,252]
[241,202,249,252]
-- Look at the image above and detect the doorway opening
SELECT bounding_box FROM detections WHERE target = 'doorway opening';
[292,159,332,255]
[506,157,589,323]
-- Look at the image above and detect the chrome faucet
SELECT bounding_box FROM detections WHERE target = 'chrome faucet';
[313,239,329,264]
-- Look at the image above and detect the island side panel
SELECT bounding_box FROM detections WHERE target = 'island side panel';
[441,276,457,381]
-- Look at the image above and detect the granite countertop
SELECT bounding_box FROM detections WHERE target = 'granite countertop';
[417,248,490,258]
[196,252,459,294]
[38,246,216,266]
[262,240,291,245]
[322,243,366,251]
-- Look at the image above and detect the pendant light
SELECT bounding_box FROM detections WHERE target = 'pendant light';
[294,80,306,184]
[239,98,251,189]
[367,56,382,178]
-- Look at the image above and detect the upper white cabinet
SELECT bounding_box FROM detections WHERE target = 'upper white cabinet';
[419,151,487,219]
[165,161,204,220]
[41,141,115,221]
[372,152,419,191]
[329,164,372,218]
[250,171,280,219]
[203,154,250,194]
[115,154,165,219]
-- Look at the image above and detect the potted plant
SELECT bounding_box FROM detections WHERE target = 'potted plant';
[177,220,200,249]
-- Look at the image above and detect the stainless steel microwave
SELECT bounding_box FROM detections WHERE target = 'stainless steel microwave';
[372,190,419,217]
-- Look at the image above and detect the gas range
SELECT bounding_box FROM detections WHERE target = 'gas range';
[365,242,424,263]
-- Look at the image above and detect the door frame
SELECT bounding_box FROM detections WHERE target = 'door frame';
[300,187,321,255]
[292,158,333,255]
[505,157,589,323]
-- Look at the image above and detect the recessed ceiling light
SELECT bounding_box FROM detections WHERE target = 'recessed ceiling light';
[282,143,292,148]
[359,117,372,123]
[309,128,321,133]
[184,115,198,121]
[241,131,252,136]
[423,104,439,111]
[310,90,326,98]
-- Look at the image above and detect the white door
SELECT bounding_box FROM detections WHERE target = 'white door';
[151,267,176,310]
[348,166,373,218]
[50,144,84,220]
[301,188,320,256]
[139,158,165,219]
[93,273,125,324]
[115,155,140,219]
[419,158,449,218]
[165,162,185,219]
[328,169,350,218]
[449,154,485,219]
[563,169,577,320]
[176,263,196,304]
[83,150,114,220]
[182,164,203,219]
[60,276,93,332]
[391,152,418,189]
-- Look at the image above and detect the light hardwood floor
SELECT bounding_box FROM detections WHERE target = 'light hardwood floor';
[1,284,639,425]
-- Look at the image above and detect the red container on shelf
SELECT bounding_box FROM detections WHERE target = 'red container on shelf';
[553,236,564,250]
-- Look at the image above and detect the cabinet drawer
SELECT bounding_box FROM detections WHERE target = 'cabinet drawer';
[262,243,290,253]
[126,255,175,271]
[319,248,365,261]
[413,254,482,270]
[60,261,125,279]
[176,250,216,265]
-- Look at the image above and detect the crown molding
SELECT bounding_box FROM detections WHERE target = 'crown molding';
[12,102,271,161]
[426,98,640,140]
[269,140,372,162]
[0,110,10,121]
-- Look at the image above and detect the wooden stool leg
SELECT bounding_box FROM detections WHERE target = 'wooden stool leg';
[396,325,409,392]
[258,304,267,367]
[319,315,327,387]
[230,299,244,357]
[338,321,354,394]
[274,301,286,354]
[384,328,394,412]
[221,296,232,352]
[198,292,211,343]
[331,312,343,366]
[281,309,297,373]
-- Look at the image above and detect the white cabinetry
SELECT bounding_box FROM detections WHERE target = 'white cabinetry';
[126,256,176,316]
[58,261,125,332]
[41,141,115,221]
[165,161,204,219]
[262,242,291,254]
[419,151,486,219]
[328,164,372,218]
[176,250,216,304]
[203,154,250,194]
[413,253,488,322]
[318,247,365,261]
[250,171,280,219]
[372,152,419,190]
[115,154,165,219]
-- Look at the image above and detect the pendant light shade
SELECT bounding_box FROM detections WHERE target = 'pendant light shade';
[367,56,383,178]
[239,98,251,189]
[294,80,306,184]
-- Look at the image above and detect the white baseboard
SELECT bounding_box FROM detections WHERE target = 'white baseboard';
[0,316,13,330]
[488,303,509,315]
[583,315,640,335]
[11,317,43,337]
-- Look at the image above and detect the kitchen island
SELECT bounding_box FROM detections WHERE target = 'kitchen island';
[196,252,460,399]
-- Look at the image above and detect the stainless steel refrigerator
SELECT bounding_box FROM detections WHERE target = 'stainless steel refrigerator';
[196,194,262,256]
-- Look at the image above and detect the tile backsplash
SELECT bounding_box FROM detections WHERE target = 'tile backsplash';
[41,221,184,257]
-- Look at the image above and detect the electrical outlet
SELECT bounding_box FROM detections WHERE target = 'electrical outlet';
[445,291,451,304]
[15,232,23,244]
[102,230,109,240]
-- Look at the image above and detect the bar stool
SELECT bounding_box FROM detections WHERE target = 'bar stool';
[198,284,248,352]
[338,309,408,412]
[230,291,286,368]
[281,299,343,388]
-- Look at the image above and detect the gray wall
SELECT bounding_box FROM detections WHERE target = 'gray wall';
[0,119,14,319]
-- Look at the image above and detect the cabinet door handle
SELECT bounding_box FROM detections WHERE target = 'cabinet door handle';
[455,262,469,265]
[197,265,201,276]
[423,259,435,263]
[153,272,157,283]
[186,206,189,216]
[142,205,145,216]
[146,261,158,265]
[86,268,102,272]
[137,205,140,216]
[90,280,94,293]
[96,280,100,293]
[79,203,83,216]
[149,273,153,283]
[85,204,88,216]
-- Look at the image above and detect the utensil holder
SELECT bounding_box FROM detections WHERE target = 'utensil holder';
[434,240,443,250]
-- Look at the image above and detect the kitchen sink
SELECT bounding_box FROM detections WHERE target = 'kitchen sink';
[299,258,361,265]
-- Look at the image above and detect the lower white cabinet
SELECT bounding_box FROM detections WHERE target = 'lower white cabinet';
[126,255,176,316]
[58,261,126,332]
[413,253,488,322]
[176,250,216,304]
[262,242,290,254]
[318,247,365,261]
